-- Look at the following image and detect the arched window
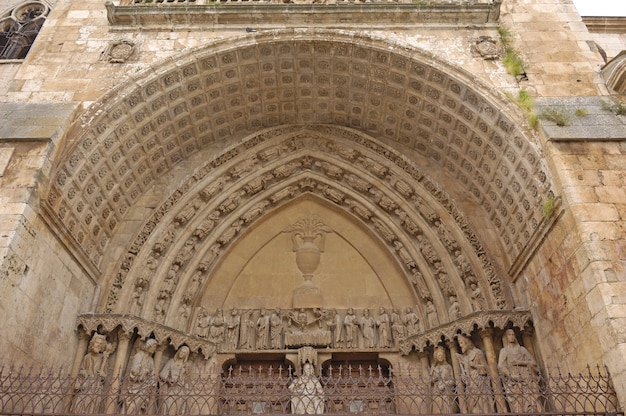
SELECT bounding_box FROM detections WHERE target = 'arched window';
[0,1,49,60]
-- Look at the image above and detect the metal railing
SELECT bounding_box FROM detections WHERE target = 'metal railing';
[0,364,621,415]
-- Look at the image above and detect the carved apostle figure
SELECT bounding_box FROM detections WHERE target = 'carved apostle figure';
[426,300,440,328]
[159,346,190,415]
[498,329,542,413]
[343,308,358,348]
[326,309,342,348]
[72,333,113,413]
[209,309,226,344]
[360,308,376,348]
[430,346,455,414]
[289,362,324,414]
[123,338,158,415]
[270,309,283,349]
[256,309,270,349]
[376,307,392,348]
[469,283,487,311]
[225,308,241,350]
[404,307,421,336]
[448,295,461,320]
[391,308,405,347]
[457,335,493,414]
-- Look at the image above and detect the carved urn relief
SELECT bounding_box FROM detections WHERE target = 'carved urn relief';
[285,216,332,308]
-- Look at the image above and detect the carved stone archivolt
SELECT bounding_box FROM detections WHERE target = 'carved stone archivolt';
[42,31,554,277]
[100,126,509,334]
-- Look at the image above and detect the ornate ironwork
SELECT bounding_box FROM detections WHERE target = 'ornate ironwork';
[0,364,620,416]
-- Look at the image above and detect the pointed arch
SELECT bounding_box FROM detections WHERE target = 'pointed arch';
[102,125,508,334]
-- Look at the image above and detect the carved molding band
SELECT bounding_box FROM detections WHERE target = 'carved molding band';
[76,314,217,358]
[77,309,531,355]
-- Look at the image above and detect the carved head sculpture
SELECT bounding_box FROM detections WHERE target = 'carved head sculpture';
[503,328,518,345]
[433,345,447,363]
[144,338,158,354]
[176,346,190,362]
[89,333,107,354]
[302,362,314,377]
[457,335,473,354]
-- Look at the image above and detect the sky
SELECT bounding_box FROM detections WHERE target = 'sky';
[571,0,626,16]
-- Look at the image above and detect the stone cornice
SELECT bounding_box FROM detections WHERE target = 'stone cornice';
[76,313,217,358]
[105,0,502,28]
[398,309,533,354]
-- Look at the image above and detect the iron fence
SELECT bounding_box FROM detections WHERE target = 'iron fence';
[0,365,621,415]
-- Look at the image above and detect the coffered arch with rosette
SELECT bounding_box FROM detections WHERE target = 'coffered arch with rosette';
[41,30,556,320]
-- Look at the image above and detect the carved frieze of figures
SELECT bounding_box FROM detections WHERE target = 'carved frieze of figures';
[469,283,487,311]
[224,308,241,350]
[448,295,461,321]
[410,268,433,301]
[360,308,376,348]
[240,200,270,224]
[174,197,201,226]
[426,300,440,328]
[193,210,220,240]
[345,173,371,193]
[403,307,422,336]
[153,224,177,255]
[391,309,405,347]
[433,220,459,253]
[243,172,274,195]
[199,178,225,201]
[394,241,417,269]
[417,235,440,265]
[345,199,373,220]
[376,307,392,348]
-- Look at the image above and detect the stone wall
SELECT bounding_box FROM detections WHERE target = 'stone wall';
[0,104,98,366]
[2,0,626,408]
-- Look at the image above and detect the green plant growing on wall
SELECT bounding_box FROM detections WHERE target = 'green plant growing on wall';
[498,26,526,78]
[602,99,626,116]
[542,196,556,218]
[506,89,538,129]
[539,107,571,127]
[575,108,588,117]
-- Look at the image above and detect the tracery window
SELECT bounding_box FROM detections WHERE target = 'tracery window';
[0,1,49,60]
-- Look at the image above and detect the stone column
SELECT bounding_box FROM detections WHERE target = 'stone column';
[154,342,167,375]
[71,329,91,378]
[417,350,431,414]
[479,328,507,413]
[446,339,463,413]
[418,350,430,377]
[106,328,133,414]
[522,327,536,358]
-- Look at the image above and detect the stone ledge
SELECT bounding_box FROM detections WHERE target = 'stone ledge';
[105,0,502,28]
[536,97,626,141]
[0,102,79,141]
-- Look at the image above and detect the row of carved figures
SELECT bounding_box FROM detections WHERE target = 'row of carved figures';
[71,329,542,414]
[192,306,459,350]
